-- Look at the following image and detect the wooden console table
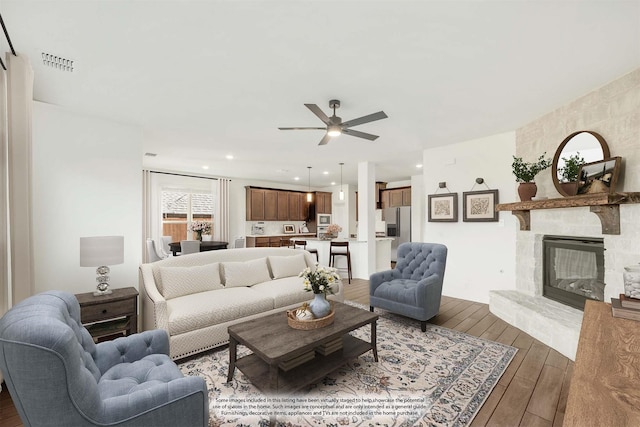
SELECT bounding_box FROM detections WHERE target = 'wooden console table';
[564,300,640,426]
[496,192,640,235]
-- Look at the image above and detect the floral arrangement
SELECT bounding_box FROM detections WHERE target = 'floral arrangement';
[299,265,340,295]
[512,153,552,183]
[188,220,212,234]
[326,224,342,235]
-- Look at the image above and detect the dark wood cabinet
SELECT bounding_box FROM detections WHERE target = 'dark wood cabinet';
[246,187,266,220]
[315,192,332,214]
[264,190,278,221]
[277,191,289,220]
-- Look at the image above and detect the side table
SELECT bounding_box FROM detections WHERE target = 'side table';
[75,287,138,342]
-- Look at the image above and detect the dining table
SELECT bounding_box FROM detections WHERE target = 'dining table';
[168,241,228,256]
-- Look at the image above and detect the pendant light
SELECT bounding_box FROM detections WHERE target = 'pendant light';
[306,166,312,202]
[339,162,345,201]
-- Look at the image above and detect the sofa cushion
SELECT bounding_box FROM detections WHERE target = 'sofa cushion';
[159,263,222,299]
[268,254,307,279]
[166,288,273,335]
[222,257,271,288]
[250,276,310,308]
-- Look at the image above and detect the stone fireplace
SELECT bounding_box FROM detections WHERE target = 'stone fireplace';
[489,68,640,361]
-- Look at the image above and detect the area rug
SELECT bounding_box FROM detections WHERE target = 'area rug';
[178,304,517,427]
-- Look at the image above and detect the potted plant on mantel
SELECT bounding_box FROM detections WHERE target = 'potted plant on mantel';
[558,152,585,196]
[512,153,552,201]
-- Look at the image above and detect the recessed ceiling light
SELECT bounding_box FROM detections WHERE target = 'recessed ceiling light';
[331,181,336,185]
[202,165,209,170]
[294,177,300,181]
[323,171,329,175]
[416,164,423,168]
[226,154,234,160]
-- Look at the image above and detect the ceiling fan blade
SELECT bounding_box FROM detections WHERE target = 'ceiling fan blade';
[341,111,388,128]
[342,128,379,141]
[305,104,331,125]
[278,127,326,130]
[318,133,332,146]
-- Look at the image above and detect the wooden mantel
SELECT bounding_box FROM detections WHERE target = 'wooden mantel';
[496,192,640,235]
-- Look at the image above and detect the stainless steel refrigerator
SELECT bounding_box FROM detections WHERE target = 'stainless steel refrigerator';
[384,206,411,262]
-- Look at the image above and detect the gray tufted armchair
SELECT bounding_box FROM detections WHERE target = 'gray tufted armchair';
[370,242,448,331]
[0,291,208,427]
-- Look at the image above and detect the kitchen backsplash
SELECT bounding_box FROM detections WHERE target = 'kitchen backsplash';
[245,221,310,235]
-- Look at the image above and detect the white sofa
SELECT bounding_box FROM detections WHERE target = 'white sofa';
[140,247,344,360]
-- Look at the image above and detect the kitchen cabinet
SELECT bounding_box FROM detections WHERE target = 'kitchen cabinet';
[246,187,310,221]
[315,192,332,214]
[381,187,411,208]
[277,191,289,220]
[246,234,315,248]
[246,187,266,220]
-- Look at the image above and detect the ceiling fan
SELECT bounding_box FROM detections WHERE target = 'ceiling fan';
[278,99,388,145]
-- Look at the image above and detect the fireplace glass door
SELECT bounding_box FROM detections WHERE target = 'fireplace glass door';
[543,235,605,310]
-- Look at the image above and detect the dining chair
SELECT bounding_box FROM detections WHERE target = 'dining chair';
[160,236,173,257]
[180,240,201,255]
[146,238,164,262]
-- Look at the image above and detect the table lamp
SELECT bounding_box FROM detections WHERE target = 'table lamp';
[80,236,124,296]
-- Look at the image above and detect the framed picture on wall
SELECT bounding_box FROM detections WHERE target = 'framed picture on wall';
[428,193,458,222]
[576,157,621,195]
[463,190,499,222]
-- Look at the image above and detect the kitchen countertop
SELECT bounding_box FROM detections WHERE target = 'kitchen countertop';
[305,237,394,242]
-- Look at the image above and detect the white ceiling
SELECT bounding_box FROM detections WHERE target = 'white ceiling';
[2,1,639,188]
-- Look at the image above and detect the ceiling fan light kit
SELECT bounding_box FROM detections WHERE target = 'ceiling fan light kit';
[279,99,388,145]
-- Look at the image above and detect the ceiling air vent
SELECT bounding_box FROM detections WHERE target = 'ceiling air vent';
[144,153,157,157]
[41,52,74,72]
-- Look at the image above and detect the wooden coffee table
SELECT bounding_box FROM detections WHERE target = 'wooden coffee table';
[227,301,378,394]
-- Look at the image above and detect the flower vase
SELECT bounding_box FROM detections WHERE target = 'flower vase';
[308,293,331,318]
[195,231,202,241]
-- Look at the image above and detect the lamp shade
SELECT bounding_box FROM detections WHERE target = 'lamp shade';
[80,236,124,267]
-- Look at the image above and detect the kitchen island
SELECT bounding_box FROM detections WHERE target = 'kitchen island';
[305,237,394,280]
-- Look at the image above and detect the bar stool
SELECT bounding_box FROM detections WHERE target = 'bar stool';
[280,238,292,247]
[293,240,319,262]
[329,241,352,284]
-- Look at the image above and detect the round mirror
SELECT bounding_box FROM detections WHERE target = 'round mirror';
[552,131,610,197]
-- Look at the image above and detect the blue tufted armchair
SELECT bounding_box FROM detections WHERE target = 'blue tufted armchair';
[0,291,208,427]
[370,242,448,331]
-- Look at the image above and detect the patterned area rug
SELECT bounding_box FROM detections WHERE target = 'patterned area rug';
[179,304,517,427]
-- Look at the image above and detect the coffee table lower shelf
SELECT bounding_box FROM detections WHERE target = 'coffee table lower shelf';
[235,335,371,394]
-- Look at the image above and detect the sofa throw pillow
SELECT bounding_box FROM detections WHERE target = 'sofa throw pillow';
[223,257,272,288]
[159,263,222,299]
[268,253,308,279]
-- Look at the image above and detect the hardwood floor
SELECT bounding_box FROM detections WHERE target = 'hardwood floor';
[0,279,574,427]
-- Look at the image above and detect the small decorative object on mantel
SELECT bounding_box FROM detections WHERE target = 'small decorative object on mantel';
[576,157,622,195]
[623,264,640,299]
[428,181,458,222]
[512,153,552,201]
[188,220,211,241]
[463,178,499,222]
[299,265,339,319]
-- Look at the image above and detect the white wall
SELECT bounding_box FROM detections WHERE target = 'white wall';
[423,132,517,303]
[31,102,142,295]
